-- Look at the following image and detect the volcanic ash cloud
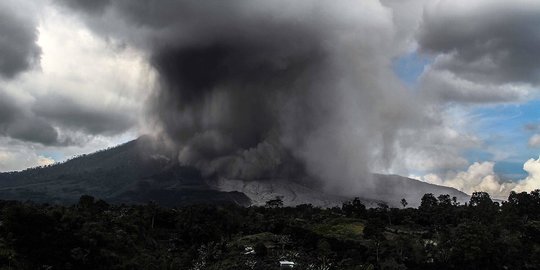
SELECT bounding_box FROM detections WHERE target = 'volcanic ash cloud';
[59,0,421,196]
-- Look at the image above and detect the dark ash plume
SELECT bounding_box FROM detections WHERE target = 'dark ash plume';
[149,30,325,180]
[57,0,421,196]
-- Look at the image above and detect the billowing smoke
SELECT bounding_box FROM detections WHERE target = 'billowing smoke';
[58,0,422,196]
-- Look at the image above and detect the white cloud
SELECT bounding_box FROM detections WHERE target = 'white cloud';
[0,147,54,172]
[513,157,540,192]
[419,161,512,197]
[418,157,540,199]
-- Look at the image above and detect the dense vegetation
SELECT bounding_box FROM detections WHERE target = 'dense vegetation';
[0,190,540,269]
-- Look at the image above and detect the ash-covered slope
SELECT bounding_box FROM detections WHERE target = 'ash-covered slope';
[0,137,468,207]
[369,174,469,207]
[210,178,351,208]
[211,175,469,208]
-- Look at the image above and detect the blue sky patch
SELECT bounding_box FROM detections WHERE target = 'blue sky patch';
[465,100,540,179]
[392,51,432,87]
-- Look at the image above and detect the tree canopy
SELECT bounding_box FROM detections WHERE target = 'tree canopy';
[0,190,538,269]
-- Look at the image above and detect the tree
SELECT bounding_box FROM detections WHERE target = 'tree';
[364,218,385,241]
[504,190,540,220]
[377,202,389,212]
[316,239,334,268]
[418,193,439,226]
[400,198,408,208]
[437,194,452,207]
[265,196,284,208]
[254,242,267,257]
[78,195,95,210]
[2,204,69,268]
[469,191,497,223]
[448,221,495,269]
[363,218,386,264]
[419,193,438,210]
[469,191,493,207]
[342,197,367,218]
[452,196,460,206]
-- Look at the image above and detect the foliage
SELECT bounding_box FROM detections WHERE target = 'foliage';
[265,196,284,209]
[0,190,539,269]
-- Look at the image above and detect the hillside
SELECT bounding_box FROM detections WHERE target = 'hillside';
[0,137,250,205]
[0,137,468,207]
[211,175,469,208]
[370,174,469,207]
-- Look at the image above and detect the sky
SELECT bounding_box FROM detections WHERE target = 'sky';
[0,0,539,198]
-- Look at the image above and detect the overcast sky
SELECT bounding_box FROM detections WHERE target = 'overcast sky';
[1,0,539,198]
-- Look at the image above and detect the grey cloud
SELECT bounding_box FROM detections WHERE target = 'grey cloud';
[0,91,58,145]
[380,0,430,53]
[32,94,136,136]
[0,88,135,146]
[58,0,111,14]
[0,1,41,78]
[420,69,529,104]
[0,0,139,148]
[4,117,58,145]
[0,95,18,124]
[418,1,540,86]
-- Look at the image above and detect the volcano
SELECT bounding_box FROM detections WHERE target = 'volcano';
[0,137,468,207]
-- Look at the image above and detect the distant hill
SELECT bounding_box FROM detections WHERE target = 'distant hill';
[0,137,468,207]
[370,174,469,207]
[0,137,250,206]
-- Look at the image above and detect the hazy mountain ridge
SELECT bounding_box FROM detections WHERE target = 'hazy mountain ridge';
[211,178,352,208]
[371,174,469,207]
[211,175,469,208]
[0,137,468,207]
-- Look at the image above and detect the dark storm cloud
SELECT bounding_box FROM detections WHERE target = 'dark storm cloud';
[0,89,137,146]
[418,1,540,86]
[32,94,137,136]
[0,91,58,145]
[0,89,136,146]
[0,1,41,79]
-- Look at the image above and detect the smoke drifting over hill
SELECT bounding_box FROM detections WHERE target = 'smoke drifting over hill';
[57,0,427,195]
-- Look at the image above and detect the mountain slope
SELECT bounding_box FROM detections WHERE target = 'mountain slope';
[211,175,469,208]
[211,178,351,207]
[0,137,250,205]
[370,174,469,207]
[0,137,468,207]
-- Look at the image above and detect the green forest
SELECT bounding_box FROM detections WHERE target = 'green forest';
[0,190,540,270]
